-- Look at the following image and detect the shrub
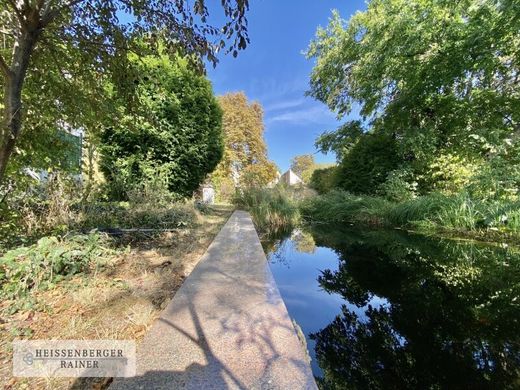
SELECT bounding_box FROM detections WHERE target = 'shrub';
[378,169,417,202]
[303,190,520,239]
[0,172,81,252]
[309,166,340,194]
[337,131,400,195]
[99,52,223,200]
[75,201,196,230]
[468,154,520,202]
[426,154,479,195]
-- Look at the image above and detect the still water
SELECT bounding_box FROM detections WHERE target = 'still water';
[263,225,520,389]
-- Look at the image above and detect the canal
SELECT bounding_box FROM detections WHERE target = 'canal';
[263,224,520,389]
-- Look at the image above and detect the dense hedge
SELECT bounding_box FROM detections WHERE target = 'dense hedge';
[100,53,223,199]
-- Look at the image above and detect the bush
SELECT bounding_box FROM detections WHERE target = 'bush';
[0,172,81,252]
[303,190,520,239]
[309,166,340,194]
[233,187,300,234]
[99,52,223,200]
[75,201,195,230]
[378,169,417,202]
[337,131,400,195]
[468,154,520,202]
[425,154,479,195]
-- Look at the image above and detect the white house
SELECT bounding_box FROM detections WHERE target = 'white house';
[279,169,303,186]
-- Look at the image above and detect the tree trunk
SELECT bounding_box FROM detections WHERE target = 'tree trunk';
[0,26,41,182]
[0,75,22,181]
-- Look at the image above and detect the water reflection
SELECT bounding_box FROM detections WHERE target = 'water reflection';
[265,225,520,389]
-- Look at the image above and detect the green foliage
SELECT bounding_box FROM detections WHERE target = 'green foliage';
[303,190,520,239]
[385,193,454,227]
[233,187,300,234]
[301,190,392,226]
[99,52,223,199]
[126,162,174,205]
[309,165,340,194]
[315,120,364,162]
[306,0,520,198]
[0,233,115,302]
[0,170,197,255]
[0,173,82,252]
[307,0,519,143]
[378,169,417,202]
[0,0,250,181]
[76,201,195,230]
[467,139,520,201]
[425,154,479,195]
[337,131,400,194]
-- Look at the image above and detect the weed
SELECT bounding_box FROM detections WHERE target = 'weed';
[0,233,116,304]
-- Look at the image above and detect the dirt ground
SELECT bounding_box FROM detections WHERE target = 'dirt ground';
[0,205,233,390]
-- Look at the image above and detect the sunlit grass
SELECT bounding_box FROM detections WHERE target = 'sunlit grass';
[302,190,520,240]
[233,187,301,235]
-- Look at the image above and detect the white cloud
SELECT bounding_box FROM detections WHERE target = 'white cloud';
[264,98,306,112]
[266,104,335,125]
[250,77,309,102]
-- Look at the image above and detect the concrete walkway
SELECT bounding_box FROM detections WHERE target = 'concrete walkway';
[111,210,317,390]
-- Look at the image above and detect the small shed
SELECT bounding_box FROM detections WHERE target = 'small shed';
[201,183,215,204]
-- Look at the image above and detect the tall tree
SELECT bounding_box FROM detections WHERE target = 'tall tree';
[307,0,520,195]
[212,92,277,197]
[0,0,250,182]
[315,121,364,162]
[290,154,314,181]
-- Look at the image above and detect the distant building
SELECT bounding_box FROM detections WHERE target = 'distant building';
[279,169,303,186]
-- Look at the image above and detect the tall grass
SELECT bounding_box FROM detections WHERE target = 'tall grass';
[233,187,300,234]
[386,193,452,226]
[301,190,391,226]
[302,190,520,239]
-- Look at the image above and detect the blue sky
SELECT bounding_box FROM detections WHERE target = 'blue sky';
[207,1,367,172]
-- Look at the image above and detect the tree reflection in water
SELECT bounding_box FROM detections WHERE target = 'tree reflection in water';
[306,226,520,389]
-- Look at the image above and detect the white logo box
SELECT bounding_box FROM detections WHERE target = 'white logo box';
[13,340,136,377]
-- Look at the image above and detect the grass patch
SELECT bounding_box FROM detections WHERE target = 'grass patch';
[302,190,520,241]
[233,187,301,235]
[74,201,196,230]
